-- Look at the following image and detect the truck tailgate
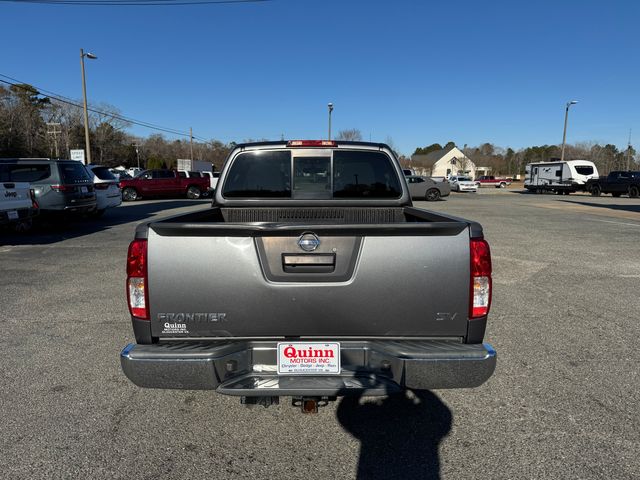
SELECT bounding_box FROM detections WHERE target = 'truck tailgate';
[147,225,471,338]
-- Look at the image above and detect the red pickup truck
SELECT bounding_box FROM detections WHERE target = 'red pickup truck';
[474,176,512,188]
[119,169,210,201]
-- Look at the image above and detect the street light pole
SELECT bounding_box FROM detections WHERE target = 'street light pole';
[80,48,97,164]
[328,103,334,140]
[560,100,578,162]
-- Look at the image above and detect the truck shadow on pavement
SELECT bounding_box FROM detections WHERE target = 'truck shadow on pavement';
[0,200,210,246]
[336,390,452,480]
[559,199,640,214]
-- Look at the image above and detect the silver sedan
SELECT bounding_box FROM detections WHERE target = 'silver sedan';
[406,175,451,201]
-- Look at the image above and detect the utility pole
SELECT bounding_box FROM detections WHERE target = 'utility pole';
[46,122,62,158]
[327,103,334,140]
[190,127,194,161]
[80,48,97,164]
[560,100,578,162]
[626,129,632,171]
[132,143,141,169]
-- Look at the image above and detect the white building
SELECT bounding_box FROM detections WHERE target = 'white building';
[411,146,477,179]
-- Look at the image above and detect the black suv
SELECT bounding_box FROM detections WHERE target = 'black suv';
[0,159,96,214]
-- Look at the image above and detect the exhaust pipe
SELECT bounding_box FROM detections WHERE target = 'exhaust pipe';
[240,396,279,408]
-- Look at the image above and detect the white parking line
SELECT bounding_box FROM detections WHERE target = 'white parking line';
[591,219,640,227]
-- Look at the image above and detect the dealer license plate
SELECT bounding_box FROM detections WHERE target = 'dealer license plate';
[7,210,19,220]
[80,186,88,193]
[277,342,341,375]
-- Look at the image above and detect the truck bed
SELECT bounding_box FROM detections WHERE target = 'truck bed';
[137,206,481,341]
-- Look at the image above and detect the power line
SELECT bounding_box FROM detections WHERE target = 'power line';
[0,74,193,137]
[0,73,282,144]
[0,72,188,135]
[0,0,269,5]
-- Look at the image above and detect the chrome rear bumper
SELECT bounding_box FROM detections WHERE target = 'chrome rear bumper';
[120,340,496,396]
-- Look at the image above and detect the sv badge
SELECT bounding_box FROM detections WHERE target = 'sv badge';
[435,312,458,322]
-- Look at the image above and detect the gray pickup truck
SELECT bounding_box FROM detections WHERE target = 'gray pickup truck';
[120,140,496,412]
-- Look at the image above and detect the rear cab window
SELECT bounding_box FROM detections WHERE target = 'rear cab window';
[333,150,401,198]
[223,151,291,198]
[221,149,401,199]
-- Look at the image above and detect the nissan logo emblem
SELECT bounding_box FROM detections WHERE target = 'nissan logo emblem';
[297,233,320,252]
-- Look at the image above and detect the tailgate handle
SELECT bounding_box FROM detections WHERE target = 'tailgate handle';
[282,253,336,273]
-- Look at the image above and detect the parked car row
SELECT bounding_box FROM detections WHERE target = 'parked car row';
[0,159,100,230]
[403,169,484,197]
[0,158,125,230]
[0,160,209,231]
[0,159,217,227]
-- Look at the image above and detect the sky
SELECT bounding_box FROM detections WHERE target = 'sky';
[1,0,639,155]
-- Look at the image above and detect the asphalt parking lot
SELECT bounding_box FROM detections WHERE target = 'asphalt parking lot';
[1,190,639,479]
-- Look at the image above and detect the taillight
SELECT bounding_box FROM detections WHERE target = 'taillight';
[29,189,39,209]
[127,239,149,320]
[51,184,74,192]
[287,140,337,147]
[470,238,492,319]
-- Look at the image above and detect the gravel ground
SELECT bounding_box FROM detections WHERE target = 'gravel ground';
[1,192,638,479]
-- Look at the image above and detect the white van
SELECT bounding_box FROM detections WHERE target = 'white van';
[524,160,598,194]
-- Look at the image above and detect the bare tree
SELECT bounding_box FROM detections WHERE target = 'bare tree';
[91,103,131,164]
[336,129,363,141]
[50,100,84,157]
[385,135,401,158]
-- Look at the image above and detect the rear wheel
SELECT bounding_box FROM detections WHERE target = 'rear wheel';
[590,185,601,197]
[498,182,507,188]
[122,187,138,201]
[629,185,639,198]
[425,188,441,201]
[186,186,202,199]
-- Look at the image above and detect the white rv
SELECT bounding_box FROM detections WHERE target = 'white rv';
[524,160,598,194]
